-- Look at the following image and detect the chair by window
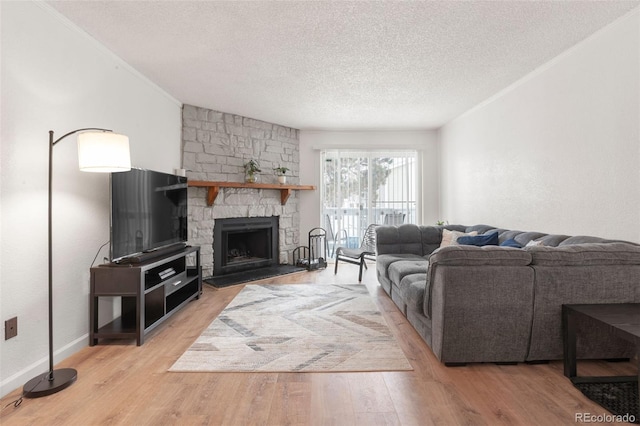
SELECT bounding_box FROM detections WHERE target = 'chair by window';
[334,223,379,282]
[383,212,406,225]
[325,214,348,257]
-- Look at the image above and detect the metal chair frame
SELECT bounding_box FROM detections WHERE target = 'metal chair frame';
[325,214,348,257]
[334,223,379,282]
[383,212,406,225]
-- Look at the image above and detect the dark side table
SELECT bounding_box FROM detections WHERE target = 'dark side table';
[562,303,639,403]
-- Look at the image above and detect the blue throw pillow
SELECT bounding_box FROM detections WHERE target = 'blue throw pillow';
[457,232,499,246]
[500,238,522,248]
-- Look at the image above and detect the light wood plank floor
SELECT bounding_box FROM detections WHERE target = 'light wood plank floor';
[1,263,634,425]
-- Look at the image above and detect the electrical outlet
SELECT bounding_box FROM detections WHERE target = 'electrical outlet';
[5,317,17,340]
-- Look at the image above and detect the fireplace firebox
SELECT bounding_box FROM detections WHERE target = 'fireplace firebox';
[213,216,279,276]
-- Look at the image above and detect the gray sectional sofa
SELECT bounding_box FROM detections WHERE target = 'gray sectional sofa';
[376,224,640,365]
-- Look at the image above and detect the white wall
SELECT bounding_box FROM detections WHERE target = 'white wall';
[299,130,440,239]
[439,9,640,242]
[0,2,182,397]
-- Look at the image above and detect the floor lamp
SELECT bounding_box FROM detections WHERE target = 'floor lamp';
[23,128,131,398]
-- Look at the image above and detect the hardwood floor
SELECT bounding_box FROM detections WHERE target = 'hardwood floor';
[1,263,634,425]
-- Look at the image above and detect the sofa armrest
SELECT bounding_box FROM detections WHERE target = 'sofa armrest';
[424,246,531,319]
[422,245,535,363]
[428,263,535,363]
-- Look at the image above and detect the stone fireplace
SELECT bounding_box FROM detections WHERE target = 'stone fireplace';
[181,104,301,277]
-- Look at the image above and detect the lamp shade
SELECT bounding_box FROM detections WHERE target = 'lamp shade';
[77,131,131,173]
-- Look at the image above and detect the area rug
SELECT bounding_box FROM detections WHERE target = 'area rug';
[169,284,413,372]
[574,380,639,423]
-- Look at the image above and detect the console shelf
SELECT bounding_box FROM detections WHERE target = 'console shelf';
[188,180,316,206]
[90,246,201,346]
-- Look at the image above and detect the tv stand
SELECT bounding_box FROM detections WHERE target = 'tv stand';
[90,245,201,345]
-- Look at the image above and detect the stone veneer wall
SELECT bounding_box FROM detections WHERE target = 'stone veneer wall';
[181,104,300,277]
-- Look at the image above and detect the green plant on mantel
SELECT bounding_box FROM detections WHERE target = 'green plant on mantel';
[244,160,261,183]
[274,166,289,184]
[273,166,289,176]
[436,220,449,226]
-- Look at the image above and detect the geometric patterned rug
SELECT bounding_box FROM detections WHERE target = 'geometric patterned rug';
[169,284,413,373]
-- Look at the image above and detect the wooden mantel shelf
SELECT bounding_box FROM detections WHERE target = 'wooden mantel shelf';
[188,180,316,206]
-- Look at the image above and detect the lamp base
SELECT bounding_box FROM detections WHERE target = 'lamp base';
[23,368,77,398]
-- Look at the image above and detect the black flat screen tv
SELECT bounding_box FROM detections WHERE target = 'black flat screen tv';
[110,168,188,262]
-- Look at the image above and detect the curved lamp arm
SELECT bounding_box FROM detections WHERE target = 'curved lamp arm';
[51,127,111,146]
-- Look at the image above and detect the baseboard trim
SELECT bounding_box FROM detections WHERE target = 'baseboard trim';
[0,334,88,398]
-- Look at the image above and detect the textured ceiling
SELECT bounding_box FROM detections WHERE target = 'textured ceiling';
[47,1,639,130]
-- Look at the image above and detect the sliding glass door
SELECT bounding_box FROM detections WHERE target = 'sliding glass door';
[321,150,417,252]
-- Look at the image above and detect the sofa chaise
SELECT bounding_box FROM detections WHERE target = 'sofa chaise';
[376,224,640,365]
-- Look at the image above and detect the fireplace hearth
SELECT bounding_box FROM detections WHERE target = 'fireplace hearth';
[213,216,279,276]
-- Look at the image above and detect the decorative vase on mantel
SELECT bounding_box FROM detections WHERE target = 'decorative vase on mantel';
[244,160,261,183]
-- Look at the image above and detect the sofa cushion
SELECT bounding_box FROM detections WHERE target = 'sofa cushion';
[465,224,498,235]
[457,232,499,247]
[528,243,640,266]
[537,234,570,247]
[376,224,425,255]
[389,260,429,287]
[376,254,425,280]
[500,238,522,248]
[498,230,524,243]
[440,229,477,248]
[429,245,532,266]
[559,235,612,246]
[514,232,548,247]
[419,226,447,256]
[400,273,427,312]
